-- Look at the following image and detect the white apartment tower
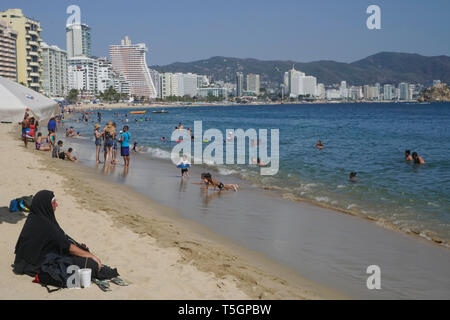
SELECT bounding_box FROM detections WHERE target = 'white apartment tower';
[67,56,98,97]
[41,42,68,97]
[246,73,260,95]
[66,23,91,58]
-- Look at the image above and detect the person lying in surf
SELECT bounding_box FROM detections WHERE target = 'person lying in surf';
[200,173,239,192]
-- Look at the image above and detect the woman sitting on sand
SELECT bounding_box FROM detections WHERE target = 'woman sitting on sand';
[35,133,51,152]
[13,190,124,290]
[200,173,239,192]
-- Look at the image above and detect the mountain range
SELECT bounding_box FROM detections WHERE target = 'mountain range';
[151,52,450,87]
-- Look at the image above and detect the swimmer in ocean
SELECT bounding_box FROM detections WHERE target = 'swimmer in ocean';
[412,152,425,165]
[349,172,359,182]
[405,150,413,161]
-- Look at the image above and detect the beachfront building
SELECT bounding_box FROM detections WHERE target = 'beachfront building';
[340,81,348,99]
[286,66,317,97]
[68,56,98,98]
[0,9,42,92]
[110,36,157,99]
[303,76,317,96]
[349,86,363,100]
[182,73,199,97]
[149,69,160,98]
[159,72,172,99]
[197,74,209,88]
[0,19,18,82]
[236,72,244,97]
[399,82,410,101]
[383,84,394,100]
[283,72,289,88]
[246,73,260,95]
[41,42,67,97]
[66,23,91,58]
[94,57,131,97]
[96,57,114,93]
[316,83,325,99]
[326,89,340,100]
[197,87,228,99]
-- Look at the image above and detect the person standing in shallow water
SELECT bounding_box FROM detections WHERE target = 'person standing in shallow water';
[102,121,116,166]
[120,126,131,167]
[94,124,102,165]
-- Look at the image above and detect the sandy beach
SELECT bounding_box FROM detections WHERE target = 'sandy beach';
[0,123,342,300]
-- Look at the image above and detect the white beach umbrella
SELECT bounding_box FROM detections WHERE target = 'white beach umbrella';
[0,76,60,122]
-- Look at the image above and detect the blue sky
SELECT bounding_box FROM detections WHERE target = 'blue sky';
[2,0,449,65]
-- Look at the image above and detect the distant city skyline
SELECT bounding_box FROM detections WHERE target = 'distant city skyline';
[1,0,449,66]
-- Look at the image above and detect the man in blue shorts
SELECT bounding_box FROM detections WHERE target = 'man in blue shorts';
[120,126,131,167]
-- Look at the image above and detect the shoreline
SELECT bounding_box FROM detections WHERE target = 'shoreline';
[68,104,449,249]
[50,126,450,299]
[70,100,429,111]
[0,123,344,300]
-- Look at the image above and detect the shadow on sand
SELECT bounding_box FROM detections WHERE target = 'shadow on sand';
[0,207,27,224]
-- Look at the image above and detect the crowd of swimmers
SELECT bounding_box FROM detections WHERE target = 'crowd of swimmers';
[314,139,427,183]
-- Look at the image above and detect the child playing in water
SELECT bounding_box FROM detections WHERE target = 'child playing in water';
[200,173,239,192]
[177,155,191,179]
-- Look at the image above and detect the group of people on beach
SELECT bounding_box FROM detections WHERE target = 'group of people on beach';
[94,121,132,167]
[20,113,77,163]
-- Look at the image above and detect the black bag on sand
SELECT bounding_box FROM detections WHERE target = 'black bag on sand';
[17,196,33,212]
[37,253,74,293]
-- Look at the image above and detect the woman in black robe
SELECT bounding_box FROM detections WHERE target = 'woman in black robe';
[13,190,118,284]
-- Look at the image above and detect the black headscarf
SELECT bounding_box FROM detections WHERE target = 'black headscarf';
[14,191,71,273]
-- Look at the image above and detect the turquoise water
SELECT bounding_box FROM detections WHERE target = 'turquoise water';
[68,103,450,243]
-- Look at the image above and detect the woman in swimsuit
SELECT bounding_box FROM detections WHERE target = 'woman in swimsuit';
[111,123,119,165]
[102,121,116,165]
[35,133,51,152]
[48,130,56,151]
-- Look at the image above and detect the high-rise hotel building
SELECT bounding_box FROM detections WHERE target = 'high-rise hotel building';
[246,73,260,95]
[236,72,244,97]
[110,36,157,99]
[0,19,18,81]
[66,23,91,58]
[0,9,42,91]
[41,42,67,97]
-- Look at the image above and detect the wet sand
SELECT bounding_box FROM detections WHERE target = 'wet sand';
[0,123,341,300]
[60,131,450,299]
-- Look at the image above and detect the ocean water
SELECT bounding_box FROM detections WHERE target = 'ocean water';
[67,102,450,243]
